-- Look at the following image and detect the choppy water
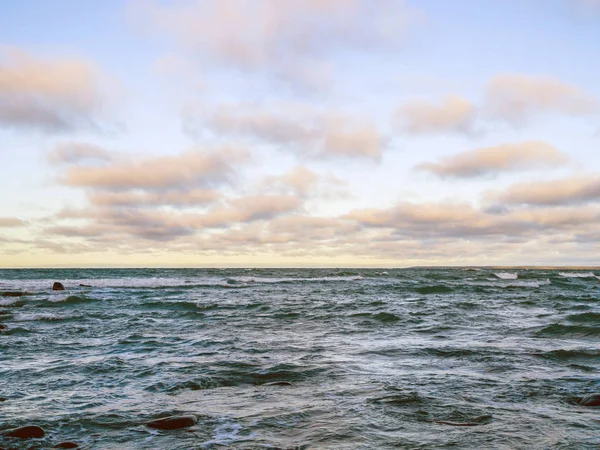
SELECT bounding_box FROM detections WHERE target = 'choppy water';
[1,268,599,449]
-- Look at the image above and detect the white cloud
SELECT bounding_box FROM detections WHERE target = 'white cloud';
[492,174,600,205]
[183,102,384,160]
[0,46,109,132]
[485,73,597,124]
[416,141,568,178]
[395,95,476,134]
[129,0,424,89]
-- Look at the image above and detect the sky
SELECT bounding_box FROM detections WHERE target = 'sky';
[0,0,599,268]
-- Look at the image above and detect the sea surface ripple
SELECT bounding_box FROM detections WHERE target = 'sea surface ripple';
[0,268,599,449]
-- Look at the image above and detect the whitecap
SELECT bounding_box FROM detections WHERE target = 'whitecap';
[558,272,596,278]
[494,272,518,280]
[465,279,550,288]
[0,297,22,306]
[13,312,79,322]
[226,275,363,284]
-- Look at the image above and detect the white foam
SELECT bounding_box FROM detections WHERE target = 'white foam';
[0,274,366,291]
[558,272,596,278]
[0,277,223,291]
[494,272,518,280]
[465,279,550,288]
[0,297,22,306]
[201,421,254,446]
[228,275,363,284]
[13,312,79,322]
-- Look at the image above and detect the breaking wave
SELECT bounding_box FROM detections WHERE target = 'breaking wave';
[494,272,518,280]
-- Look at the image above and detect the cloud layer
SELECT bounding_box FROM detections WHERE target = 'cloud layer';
[417,141,568,178]
[183,103,384,160]
[0,46,107,132]
[395,95,475,134]
[131,0,423,88]
[486,74,598,124]
[393,74,598,136]
[493,174,600,206]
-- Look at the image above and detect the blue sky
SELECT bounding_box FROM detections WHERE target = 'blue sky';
[1,0,599,267]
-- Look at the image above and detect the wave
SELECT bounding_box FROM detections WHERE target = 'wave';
[46,295,93,305]
[415,285,453,295]
[145,362,330,393]
[146,377,220,394]
[535,323,600,337]
[558,272,597,279]
[494,272,518,280]
[566,312,600,324]
[13,312,83,322]
[350,311,401,322]
[559,272,595,278]
[464,279,550,289]
[0,297,25,307]
[225,275,363,284]
[368,391,423,405]
[1,275,364,292]
[536,348,600,360]
[372,312,401,322]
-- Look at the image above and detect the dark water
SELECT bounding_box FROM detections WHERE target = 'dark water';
[1,268,599,449]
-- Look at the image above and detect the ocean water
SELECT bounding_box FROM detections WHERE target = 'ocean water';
[0,268,599,449]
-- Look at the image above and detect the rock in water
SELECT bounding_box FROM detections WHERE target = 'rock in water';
[3,425,45,438]
[2,291,25,297]
[0,324,7,330]
[146,415,198,430]
[53,282,65,291]
[53,442,79,448]
[576,394,600,407]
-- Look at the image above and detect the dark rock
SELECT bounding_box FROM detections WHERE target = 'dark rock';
[0,324,7,331]
[263,381,293,387]
[53,442,79,448]
[2,292,25,297]
[0,311,12,316]
[575,393,600,407]
[0,397,7,402]
[3,425,45,438]
[146,414,198,430]
[53,282,65,291]
[79,284,91,287]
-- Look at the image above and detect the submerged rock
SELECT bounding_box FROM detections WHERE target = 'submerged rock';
[2,292,25,297]
[53,282,65,291]
[575,393,600,407]
[53,442,79,448]
[0,324,7,330]
[146,414,198,430]
[3,425,45,438]
[79,284,91,287]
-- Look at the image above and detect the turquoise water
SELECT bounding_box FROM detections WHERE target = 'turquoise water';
[1,268,599,449]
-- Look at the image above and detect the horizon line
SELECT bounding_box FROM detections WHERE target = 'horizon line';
[1,265,599,270]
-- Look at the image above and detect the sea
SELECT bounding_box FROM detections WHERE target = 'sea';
[0,268,599,449]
